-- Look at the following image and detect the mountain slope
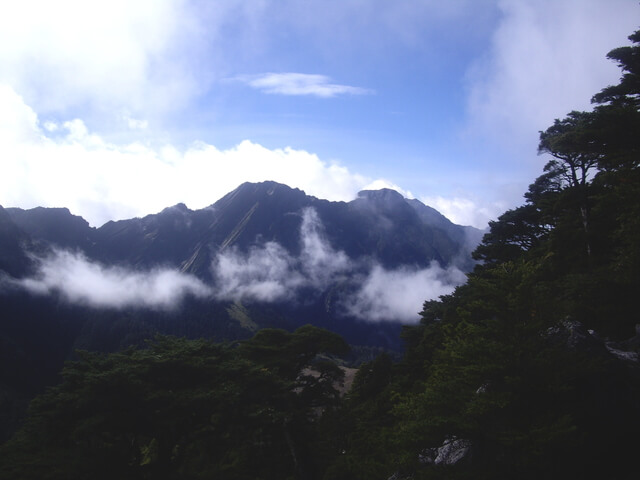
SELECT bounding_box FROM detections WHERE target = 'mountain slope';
[0,182,482,440]
[4,181,481,281]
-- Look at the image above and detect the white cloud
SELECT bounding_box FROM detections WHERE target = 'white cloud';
[466,0,639,149]
[124,115,149,131]
[235,73,372,97]
[298,208,351,284]
[0,84,383,227]
[214,241,302,303]
[0,0,202,118]
[421,195,502,229]
[212,208,351,302]
[0,83,490,240]
[13,249,210,309]
[342,263,467,323]
[360,179,414,199]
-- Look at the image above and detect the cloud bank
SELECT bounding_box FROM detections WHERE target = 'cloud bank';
[0,84,490,229]
[0,0,203,117]
[12,250,210,309]
[466,0,638,149]
[0,85,372,227]
[421,195,502,229]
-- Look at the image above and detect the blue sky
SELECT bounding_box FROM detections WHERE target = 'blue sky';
[0,0,637,228]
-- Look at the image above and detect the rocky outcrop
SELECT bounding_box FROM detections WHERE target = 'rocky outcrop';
[419,437,472,466]
[547,319,640,368]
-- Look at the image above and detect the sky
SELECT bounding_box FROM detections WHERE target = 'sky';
[0,0,638,229]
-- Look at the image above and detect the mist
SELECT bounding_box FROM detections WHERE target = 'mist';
[213,208,468,322]
[342,263,466,323]
[12,249,211,309]
[212,208,351,302]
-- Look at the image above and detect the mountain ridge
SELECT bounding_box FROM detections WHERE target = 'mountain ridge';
[2,181,483,278]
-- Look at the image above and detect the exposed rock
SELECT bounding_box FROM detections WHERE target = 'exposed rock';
[620,324,640,351]
[434,437,472,465]
[546,319,608,357]
[547,319,639,366]
[605,341,639,363]
[475,382,490,394]
[418,447,438,465]
[419,436,472,466]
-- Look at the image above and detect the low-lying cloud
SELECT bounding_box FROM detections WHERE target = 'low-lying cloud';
[13,250,210,309]
[213,208,351,302]
[212,207,467,323]
[5,208,468,322]
[342,263,466,322]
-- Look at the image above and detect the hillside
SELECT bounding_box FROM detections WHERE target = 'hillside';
[0,183,482,442]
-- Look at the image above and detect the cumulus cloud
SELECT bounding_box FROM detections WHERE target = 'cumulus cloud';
[421,194,503,229]
[343,263,467,323]
[235,73,372,97]
[0,85,379,227]
[13,249,210,309]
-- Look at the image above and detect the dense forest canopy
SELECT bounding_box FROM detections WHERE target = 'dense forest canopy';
[1,27,640,480]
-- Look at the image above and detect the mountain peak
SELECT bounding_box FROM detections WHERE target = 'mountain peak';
[233,180,306,198]
[161,203,191,214]
[357,188,406,203]
[356,188,406,208]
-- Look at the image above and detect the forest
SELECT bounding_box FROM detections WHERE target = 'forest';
[1,28,639,480]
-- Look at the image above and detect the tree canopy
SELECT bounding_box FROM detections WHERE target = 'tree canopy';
[0,327,348,480]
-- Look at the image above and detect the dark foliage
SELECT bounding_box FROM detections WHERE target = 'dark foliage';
[0,327,348,480]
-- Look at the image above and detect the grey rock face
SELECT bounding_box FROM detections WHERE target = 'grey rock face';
[419,436,472,466]
[434,437,472,466]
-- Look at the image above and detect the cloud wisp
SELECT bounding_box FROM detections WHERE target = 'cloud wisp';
[234,73,372,98]
[212,208,351,302]
[12,249,210,310]
[213,207,466,323]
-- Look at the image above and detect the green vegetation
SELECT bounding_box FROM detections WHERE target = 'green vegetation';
[324,27,640,479]
[0,327,348,479]
[2,27,640,480]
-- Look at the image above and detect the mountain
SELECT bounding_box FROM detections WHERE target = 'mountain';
[0,181,483,441]
[4,181,481,279]
[0,180,484,344]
